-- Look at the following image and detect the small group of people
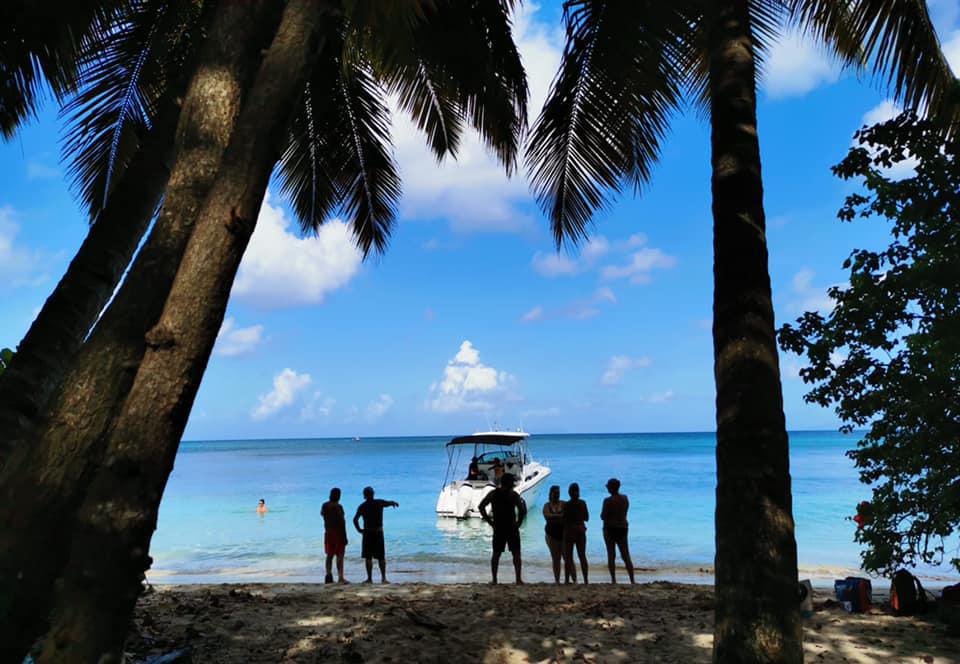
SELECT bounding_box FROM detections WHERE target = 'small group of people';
[317,486,399,584]
[478,476,636,585]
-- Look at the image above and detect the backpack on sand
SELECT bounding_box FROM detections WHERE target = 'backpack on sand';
[890,569,928,616]
[834,576,873,612]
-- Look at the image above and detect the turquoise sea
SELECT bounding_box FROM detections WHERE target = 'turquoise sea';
[148,431,960,585]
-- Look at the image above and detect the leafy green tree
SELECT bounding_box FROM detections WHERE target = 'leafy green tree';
[779,112,960,576]
[526,1,958,660]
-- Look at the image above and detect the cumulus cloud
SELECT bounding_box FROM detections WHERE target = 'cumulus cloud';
[763,29,840,98]
[300,392,335,421]
[428,341,515,413]
[213,317,264,357]
[233,192,362,308]
[391,2,562,233]
[252,368,312,420]
[0,206,46,288]
[856,100,920,179]
[601,355,652,386]
[600,247,677,284]
[365,394,394,420]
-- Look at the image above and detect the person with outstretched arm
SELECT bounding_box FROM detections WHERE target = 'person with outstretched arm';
[352,486,399,583]
[478,473,527,584]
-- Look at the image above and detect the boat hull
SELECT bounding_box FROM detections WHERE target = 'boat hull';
[436,462,551,518]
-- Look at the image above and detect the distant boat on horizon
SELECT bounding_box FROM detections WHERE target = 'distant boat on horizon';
[353,436,361,442]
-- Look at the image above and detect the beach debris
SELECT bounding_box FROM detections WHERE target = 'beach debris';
[142,646,193,664]
[403,607,447,630]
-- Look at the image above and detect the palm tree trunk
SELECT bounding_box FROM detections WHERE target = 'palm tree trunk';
[707,2,802,662]
[0,3,278,659]
[0,92,179,468]
[36,2,329,660]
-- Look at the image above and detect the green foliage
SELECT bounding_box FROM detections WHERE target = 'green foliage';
[778,112,960,574]
[0,348,12,375]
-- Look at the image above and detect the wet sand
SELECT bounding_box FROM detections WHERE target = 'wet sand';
[127,582,957,663]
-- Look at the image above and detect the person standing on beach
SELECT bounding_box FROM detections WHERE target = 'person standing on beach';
[478,473,527,584]
[601,478,635,584]
[563,483,589,584]
[542,485,565,584]
[321,488,349,584]
[352,486,399,584]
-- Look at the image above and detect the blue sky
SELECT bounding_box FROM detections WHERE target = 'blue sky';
[1,1,958,439]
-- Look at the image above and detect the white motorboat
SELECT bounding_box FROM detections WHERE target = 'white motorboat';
[435,431,551,519]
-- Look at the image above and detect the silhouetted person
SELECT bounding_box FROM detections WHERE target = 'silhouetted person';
[601,478,635,584]
[321,488,348,584]
[256,498,268,515]
[563,482,589,584]
[478,473,527,584]
[542,485,565,584]
[492,458,505,485]
[352,486,399,583]
[467,457,481,480]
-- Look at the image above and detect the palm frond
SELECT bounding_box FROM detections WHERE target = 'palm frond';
[60,0,204,218]
[367,0,528,171]
[525,0,690,247]
[278,29,401,258]
[799,0,959,135]
[0,0,126,138]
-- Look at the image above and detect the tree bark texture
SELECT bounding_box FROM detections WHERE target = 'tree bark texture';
[36,2,330,660]
[0,92,179,467]
[0,3,278,660]
[708,2,802,663]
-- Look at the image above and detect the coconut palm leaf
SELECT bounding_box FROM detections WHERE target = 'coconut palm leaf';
[368,0,528,170]
[795,0,960,134]
[277,28,401,258]
[60,0,204,218]
[525,1,693,246]
[0,0,125,138]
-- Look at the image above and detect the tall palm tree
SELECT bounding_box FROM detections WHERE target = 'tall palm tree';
[526,1,958,661]
[1,1,528,659]
[0,0,207,466]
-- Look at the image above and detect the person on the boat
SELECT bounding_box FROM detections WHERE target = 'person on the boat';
[601,478,635,584]
[478,473,527,585]
[563,483,589,584]
[352,486,399,584]
[256,498,268,514]
[492,458,505,485]
[542,485,565,584]
[321,487,349,584]
[467,457,482,480]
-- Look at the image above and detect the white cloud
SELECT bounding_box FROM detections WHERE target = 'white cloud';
[942,30,960,74]
[0,206,45,288]
[763,29,840,99]
[856,101,919,179]
[213,317,264,357]
[233,192,362,308]
[600,247,677,284]
[252,368,312,420]
[521,406,560,418]
[300,392,335,421]
[522,287,618,323]
[643,389,675,403]
[428,340,515,413]
[365,393,394,421]
[521,305,543,322]
[391,2,562,233]
[789,267,835,314]
[531,252,579,277]
[601,355,652,386]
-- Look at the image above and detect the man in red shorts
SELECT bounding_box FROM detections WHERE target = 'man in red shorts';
[321,487,349,583]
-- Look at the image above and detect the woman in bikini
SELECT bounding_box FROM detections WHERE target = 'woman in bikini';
[562,482,589,584]
[542,485,565,584]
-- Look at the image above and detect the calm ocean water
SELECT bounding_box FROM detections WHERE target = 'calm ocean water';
[148,431,960,585]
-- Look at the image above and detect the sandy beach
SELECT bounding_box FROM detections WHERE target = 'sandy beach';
[127,582,958,663]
